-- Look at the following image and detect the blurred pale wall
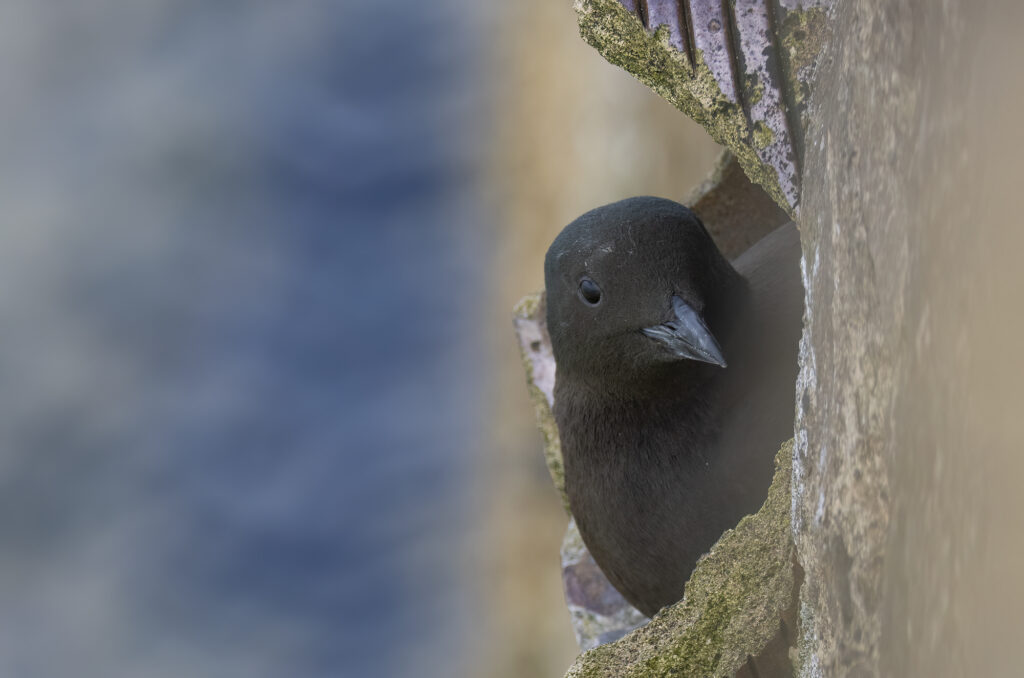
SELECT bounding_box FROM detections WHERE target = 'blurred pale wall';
[877,4,1024,674]
[479,2,721,675]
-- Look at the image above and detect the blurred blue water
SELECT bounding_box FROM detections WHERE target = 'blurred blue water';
[0,2,489,677]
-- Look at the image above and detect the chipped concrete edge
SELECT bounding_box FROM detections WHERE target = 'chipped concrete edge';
[565,440,796,678]
[682,147,736,207]
[574,0,793,218]
[513,292,569,512]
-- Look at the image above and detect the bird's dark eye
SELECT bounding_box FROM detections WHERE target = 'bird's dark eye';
[578,277,602,306]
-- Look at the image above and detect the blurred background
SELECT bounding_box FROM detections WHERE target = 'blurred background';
[0,1,719,676]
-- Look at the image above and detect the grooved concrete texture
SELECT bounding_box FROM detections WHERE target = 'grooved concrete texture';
[577,0,833,216]
[795,1,1024,676]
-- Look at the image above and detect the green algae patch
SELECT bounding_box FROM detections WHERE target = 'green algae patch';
[778,6,828,107]
[565,440,797,678]
[513,292,569,512]
[752,121,775,150]
[747,80,766,107]
[776,6,829,162]
[574,0,792,217]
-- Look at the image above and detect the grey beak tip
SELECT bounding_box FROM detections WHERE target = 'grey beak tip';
[644,296,727,368]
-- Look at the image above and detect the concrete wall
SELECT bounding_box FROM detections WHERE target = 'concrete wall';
[795,1,1024,675]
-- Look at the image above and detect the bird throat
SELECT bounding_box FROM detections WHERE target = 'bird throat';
[554,379,727,615]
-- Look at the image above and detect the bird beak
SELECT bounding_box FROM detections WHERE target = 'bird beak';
[641,296,727,368]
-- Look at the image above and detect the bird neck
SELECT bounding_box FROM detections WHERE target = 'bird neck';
[553,374,723,482]
[557,358,714,401]
[554,363,723,431]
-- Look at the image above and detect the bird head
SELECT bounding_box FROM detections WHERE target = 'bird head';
[544,197,745,393]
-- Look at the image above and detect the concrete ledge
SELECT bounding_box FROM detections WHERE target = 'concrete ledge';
[565,441,796,678]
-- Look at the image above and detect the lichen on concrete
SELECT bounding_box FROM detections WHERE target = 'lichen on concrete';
[774,5,829,163]
[776,7,829,108]
[565,441,797,678]
[752,121,775,150]
[574,0,792,217]
[747,81,765,107]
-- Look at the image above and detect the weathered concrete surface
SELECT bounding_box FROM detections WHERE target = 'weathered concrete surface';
[566,443,797,678]
[513,293,568,511]
[574,0,783,213]
[576,0,834,216]
[794,1,1024,675]
[732,0,799,210]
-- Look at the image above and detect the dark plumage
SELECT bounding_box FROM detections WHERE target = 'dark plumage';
[545,196,802,618]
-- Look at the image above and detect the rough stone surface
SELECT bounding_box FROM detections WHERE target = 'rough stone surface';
[686,1,739,104]
[575,0,789,214]
[733,0,799,209]
[790,2,941,674]
[790,2,1024,676]
[513,292,567,511]
[565,442,797,678]
[773,4,828,164]
[579,0,834,216]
